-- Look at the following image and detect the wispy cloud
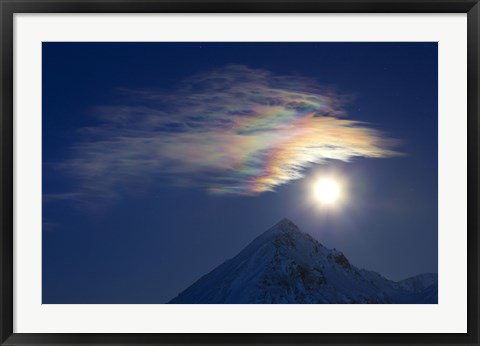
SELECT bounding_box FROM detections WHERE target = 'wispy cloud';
[53,64,398,200]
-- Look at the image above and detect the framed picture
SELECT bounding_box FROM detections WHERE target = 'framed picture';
[1,0,478,345]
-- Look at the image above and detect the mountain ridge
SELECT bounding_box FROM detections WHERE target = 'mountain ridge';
[168,218,437,304]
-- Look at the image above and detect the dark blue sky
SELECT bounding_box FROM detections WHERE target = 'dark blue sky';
[42,42,437,303]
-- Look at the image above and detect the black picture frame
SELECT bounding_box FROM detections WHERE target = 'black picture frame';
[1,1,479,345]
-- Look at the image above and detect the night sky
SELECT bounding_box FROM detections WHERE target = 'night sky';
[42,42,437,304]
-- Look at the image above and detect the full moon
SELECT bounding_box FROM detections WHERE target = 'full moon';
[314,178,341,205]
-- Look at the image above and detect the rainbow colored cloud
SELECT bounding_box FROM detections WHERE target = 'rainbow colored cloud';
[60,64,398,198]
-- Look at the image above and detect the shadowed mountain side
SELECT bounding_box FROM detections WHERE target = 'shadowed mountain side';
[168,219,437,304]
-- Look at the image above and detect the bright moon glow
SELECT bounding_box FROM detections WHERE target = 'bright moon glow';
[314,178,341,205]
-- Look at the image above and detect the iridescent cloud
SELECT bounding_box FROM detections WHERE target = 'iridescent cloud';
[59,64,398,198]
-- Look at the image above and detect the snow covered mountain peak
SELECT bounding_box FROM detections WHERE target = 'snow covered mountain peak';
[273,217,298,231]
[168,218,437,304]
[262,217,304,239]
